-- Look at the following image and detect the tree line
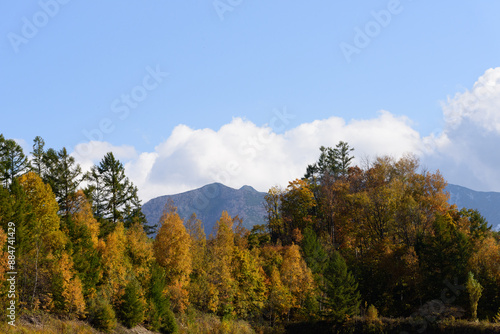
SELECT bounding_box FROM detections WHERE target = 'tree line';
[0,135,499,333]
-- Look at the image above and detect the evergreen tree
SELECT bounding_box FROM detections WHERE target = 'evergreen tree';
[44,147,82,217]
[118,280,145,328]
[304,142,354,182]
[30,136,46,176]
[85,152,144,229]
[322,251,361,321]
[301,227,328,275]
[0,136,28,186]
[148,263,178,334]
[88,294,117,333]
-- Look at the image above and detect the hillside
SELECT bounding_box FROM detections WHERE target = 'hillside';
[142,183,267,236]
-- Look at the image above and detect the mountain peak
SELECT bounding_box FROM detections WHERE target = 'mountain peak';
[239,185,257,192]
[142,183,267,237]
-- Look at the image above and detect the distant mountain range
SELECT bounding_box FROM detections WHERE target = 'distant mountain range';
[142,183,500,236]
[141,183,267,236]
[446,184,500,230]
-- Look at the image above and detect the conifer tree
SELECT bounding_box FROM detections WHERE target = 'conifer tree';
[85,152,145,230]
[118,279,145,328]
[322,251,361,321]
[30,136,46,176]
[0,136,28,186]
[47,147,82,217]
[148,263,178,334]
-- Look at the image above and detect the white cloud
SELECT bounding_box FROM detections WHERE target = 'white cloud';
[72,141,138,176]
[424,67,500,192]
[70,67,500,201]
[100,112,424,202]
[443,67,500,133]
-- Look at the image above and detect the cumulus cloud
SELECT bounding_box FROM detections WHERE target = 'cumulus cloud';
[102,112,423,202]
[72,141,138,176]
[71,67,500,201]
[423,67,500,192]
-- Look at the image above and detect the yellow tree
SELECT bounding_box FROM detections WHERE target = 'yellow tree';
[126,223,154,288]
[68,190,99,247]
[67,190,101,300]
[265,267,292,326]
[53,252,86,317]
[99,222,131,304]
[185,213,209,310]
[18,172,66,310]
[206,211,237,316]
[232,246,267,318]
[280,179,316,243]
[154,205,192,313]
[280,244,315,315]
[264,186,284,242]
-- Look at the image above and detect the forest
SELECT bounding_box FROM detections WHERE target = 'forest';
[1,134,500,333]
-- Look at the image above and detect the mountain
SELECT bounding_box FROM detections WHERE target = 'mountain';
[141,183,267,236]
[446,184,500,230]
[142,182,500,237]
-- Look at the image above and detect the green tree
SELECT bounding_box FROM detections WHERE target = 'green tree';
[44,147,82,217]
[301,227,328,275]
[148,264,178,334]
[30,136,46,176]
[85,152,144,227]
[467,272,483,321]
[0,136,28,186]
[322,251,361,321]
[304,142,354,182]
[118,280,146,328]
[88,294,117,333]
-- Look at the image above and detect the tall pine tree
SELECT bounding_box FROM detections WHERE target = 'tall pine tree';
[322,251,361,321]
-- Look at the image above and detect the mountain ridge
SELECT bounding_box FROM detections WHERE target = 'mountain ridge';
[142,183,500,236]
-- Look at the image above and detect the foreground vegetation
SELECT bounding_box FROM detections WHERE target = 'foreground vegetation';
[1,135,500,333]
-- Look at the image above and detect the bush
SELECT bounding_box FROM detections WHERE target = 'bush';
[117,280,145,328]
[87,297,116,333]
[366,305,378,321]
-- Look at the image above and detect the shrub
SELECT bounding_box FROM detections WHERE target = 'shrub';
[87,297,116,333]
[366,305,378,321]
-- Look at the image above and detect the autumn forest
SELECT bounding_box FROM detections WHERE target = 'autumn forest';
[1,135,500,333]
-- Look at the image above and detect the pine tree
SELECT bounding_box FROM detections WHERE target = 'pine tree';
[88,294,117,332]
[322,251,361,321]
[147,263,178,334]
[85,152,145,229]
[30,136,45,176]
[118,279,145,328]
[0,136,28,186]
[98,152,134,223]
[47,147,82,217]
[301,227,328,275]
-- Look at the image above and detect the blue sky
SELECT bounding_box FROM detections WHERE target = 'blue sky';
[2,1,500,200]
